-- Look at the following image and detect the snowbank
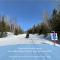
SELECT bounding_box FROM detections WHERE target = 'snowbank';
[0,32,60,47]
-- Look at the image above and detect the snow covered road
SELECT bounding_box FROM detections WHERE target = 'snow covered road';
[0,33,59,47]
[0,33,60,60]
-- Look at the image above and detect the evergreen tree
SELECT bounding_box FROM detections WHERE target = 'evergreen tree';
[48,8,60,41]
[52,8,57,17]
[0,16,7,37]
[14,26,23,35]
[14,27,19,35]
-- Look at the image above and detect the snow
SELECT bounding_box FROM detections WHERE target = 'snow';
[0,32,60,60]
[0,32,60,47]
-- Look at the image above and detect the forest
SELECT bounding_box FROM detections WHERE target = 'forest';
[0,16,23,37]
[0,8,60,42]
[27,8,60,42]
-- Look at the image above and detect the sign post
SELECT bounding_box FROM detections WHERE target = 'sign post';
[50,31,58,46]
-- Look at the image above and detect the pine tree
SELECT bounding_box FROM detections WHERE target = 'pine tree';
[14,27,19,35]
[0,16,7,37]
[48,8,60,41]
[14,26,23,35]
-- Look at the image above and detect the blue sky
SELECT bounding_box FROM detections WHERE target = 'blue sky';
[0,0,59,31]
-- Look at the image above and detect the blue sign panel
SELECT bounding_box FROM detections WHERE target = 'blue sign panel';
[50,32,58,40]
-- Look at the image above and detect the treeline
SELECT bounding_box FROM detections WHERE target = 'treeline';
[28,23,50,36]
[27,8,60,41]
[0,16,23,37]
